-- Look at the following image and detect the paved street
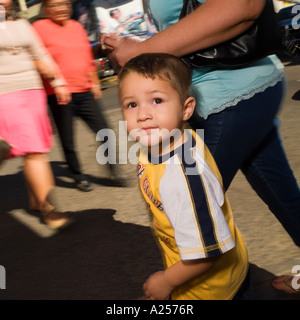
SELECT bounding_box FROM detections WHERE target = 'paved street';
[0,59,300,300]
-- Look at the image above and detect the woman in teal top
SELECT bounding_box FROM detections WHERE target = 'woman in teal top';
[149,0,285,120]
[103,0,300,255]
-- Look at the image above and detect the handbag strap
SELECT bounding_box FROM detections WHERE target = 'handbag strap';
[179,0,201,19]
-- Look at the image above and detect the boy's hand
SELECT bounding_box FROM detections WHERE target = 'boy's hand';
[142,257,220,300]
[143,271,174,300]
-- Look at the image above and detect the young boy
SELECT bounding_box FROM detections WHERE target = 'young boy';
[118,53,250,300]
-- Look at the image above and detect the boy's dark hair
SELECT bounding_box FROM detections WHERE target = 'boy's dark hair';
[118,53,192,102]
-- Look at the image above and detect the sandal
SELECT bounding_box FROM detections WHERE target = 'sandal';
[30,202,72,230]
[272,274,300,294]
[42,209,72,230]
[0,139,12,165]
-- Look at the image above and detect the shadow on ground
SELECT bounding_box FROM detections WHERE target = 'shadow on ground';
[0,208,163,300]
[0,168,299,300]
[0,167,163,300]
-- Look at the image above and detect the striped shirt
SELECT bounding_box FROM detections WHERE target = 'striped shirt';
[138,130,248,300]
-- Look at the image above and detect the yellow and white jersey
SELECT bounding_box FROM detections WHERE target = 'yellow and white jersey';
[138,130,248,300]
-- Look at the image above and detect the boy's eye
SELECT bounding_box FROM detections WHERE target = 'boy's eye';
[127,102,137,109]
[153,98,163,104]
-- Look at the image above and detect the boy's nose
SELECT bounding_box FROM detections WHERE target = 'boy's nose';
[137,105,153,122]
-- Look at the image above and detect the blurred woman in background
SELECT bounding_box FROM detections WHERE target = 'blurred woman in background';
[0,0,71,229]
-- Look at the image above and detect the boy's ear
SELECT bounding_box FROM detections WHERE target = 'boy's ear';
[183,96,196,121]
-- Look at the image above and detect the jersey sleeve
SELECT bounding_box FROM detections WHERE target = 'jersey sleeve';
[159,153,235,260]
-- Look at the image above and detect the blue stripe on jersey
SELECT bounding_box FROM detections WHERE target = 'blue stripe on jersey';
[147,130,222,257]
[179,143,222,257]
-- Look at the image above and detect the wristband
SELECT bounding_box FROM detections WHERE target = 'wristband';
[50,78,65,88]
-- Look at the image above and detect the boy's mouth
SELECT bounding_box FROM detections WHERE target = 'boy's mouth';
[140,127,159,132]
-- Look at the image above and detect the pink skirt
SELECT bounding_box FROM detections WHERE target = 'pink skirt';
[0,89,53,158]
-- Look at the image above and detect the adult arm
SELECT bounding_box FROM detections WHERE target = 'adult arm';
[88,70,103,100]
[103,0,266,67]
[29,23,65,83]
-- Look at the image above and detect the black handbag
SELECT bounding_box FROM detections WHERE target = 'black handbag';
[179,0,284,68]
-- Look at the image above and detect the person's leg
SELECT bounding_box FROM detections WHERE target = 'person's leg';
[23,153,54,207]
[48,95,87,183]
[23,153,70,229]
[241,124,300,246]
[74,92,121,181]
[190,82,283,190]
[73,92,109,134]
[189,81,300,246]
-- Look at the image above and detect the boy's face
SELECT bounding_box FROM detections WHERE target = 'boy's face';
[119,72,195,153]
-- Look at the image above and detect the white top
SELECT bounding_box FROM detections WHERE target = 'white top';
[0,19,57,95]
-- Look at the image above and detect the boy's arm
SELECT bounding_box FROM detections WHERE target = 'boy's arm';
[143,256,220,300]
